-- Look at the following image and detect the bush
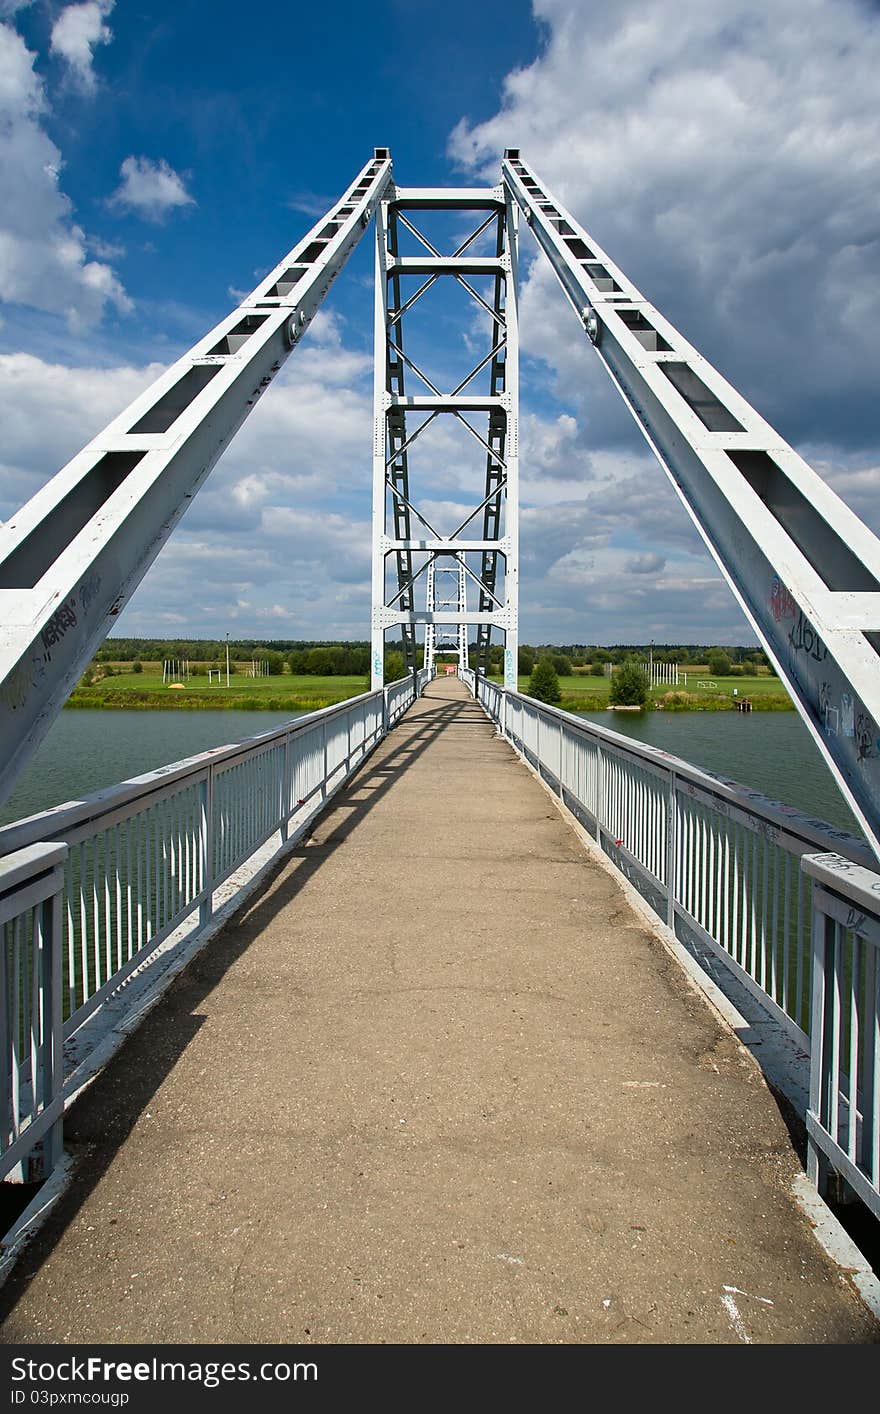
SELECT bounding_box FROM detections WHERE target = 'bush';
[132,661,143,674]
[384,651,406,684]
[518,647,535,675]
[706,648,732,676]
[657,690,692,711]
[551,654,572,677]
[528,658,560,704]
[610,660,649,706]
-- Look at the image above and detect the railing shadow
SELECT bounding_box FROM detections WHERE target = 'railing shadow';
[0,687,484,1333]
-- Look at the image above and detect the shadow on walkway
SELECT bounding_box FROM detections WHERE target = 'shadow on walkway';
[0,689,476,1329]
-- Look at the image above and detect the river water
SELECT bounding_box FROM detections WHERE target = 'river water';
[0,704,862,842]
[578,708,861,838]
[0,709,299,828]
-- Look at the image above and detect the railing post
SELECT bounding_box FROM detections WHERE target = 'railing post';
[558,719,564,799]
[0,842,67,1183]
[666,772,678,930]
[807,885,831,1193]
[280,732,291,844]
[595,742,604,841]
[199,765,214,927]
[39,876,64,1176]
[321,718,329,801]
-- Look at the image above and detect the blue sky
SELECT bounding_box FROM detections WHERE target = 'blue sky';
[2,0,879,646]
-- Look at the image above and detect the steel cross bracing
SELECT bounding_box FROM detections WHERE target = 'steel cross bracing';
[501,150,880,859]
[0,150,393,806]
[423,559,469,675]
[370,184,519,690]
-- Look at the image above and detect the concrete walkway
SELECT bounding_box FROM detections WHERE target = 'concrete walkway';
[0,679,876,1344]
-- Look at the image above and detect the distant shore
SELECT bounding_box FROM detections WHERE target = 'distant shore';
[64,683,795,713]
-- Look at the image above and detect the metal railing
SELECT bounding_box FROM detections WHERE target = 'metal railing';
[0,671,431,1180]
[0,844,66,1182]
[464,675,880,1213]
[803,853,880,1221]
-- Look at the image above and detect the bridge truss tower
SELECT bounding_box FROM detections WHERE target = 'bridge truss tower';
[370,182,519,690]
[424,558,470,675]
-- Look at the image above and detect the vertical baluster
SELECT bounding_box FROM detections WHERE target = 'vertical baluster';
[869,940,879,1189]
[769,843,780,1005]
[782,852,792,1019]
[829,920,843,1149]
[152,808,161,938]
[29,904,41,1126]
[78,843,89,1005]
[759,836,769,992]
[102,831,113,985]
[720,824,730,957]
[136,813,145,952]
[847,932,860,1163]
[731,824,741,967]
[0,922,9,1152]
[11,916,21,1142]
[125,818,134,962]
[707,813,716,940]
[699,810,709,930]
[92,838,102,992]
[66,868,76,1021]
[112,825,121,974]
[796,871,806,1033]
[665,775,677,929]
[748,831,759,983]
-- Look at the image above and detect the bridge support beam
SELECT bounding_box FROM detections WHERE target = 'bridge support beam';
[503,149,880,857]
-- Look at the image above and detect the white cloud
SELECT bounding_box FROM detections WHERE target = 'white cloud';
[0,22,129,326]
[452,0,880,451]
[109,156,195,223]
[50,0,113,94]
[448,0,880,640]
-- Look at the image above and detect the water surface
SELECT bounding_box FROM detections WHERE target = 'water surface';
[1,704,863,844]
[578,709,862,838]
[1,709,301,828]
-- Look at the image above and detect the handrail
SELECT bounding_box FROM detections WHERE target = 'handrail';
[0,671,432,1181]
[500,687,870,865]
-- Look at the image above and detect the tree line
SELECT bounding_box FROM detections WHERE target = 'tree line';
[96,638,772,680]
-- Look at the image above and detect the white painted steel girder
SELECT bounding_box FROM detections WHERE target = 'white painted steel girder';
[0,152,393,808]
[502,150,880,859]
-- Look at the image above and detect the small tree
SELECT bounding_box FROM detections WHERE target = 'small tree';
[132,661,143,674]
[706,648,732,677]
[518,646,535,676]
[610,660,649,707]
[551,654,572,677]
[528,657,561,704]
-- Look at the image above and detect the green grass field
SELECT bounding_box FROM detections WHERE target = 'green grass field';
[68,670,370,710]
[69,664,794,712]
[488,671,793,711]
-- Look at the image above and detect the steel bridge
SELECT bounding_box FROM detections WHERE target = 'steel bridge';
[0,150,878,1342]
